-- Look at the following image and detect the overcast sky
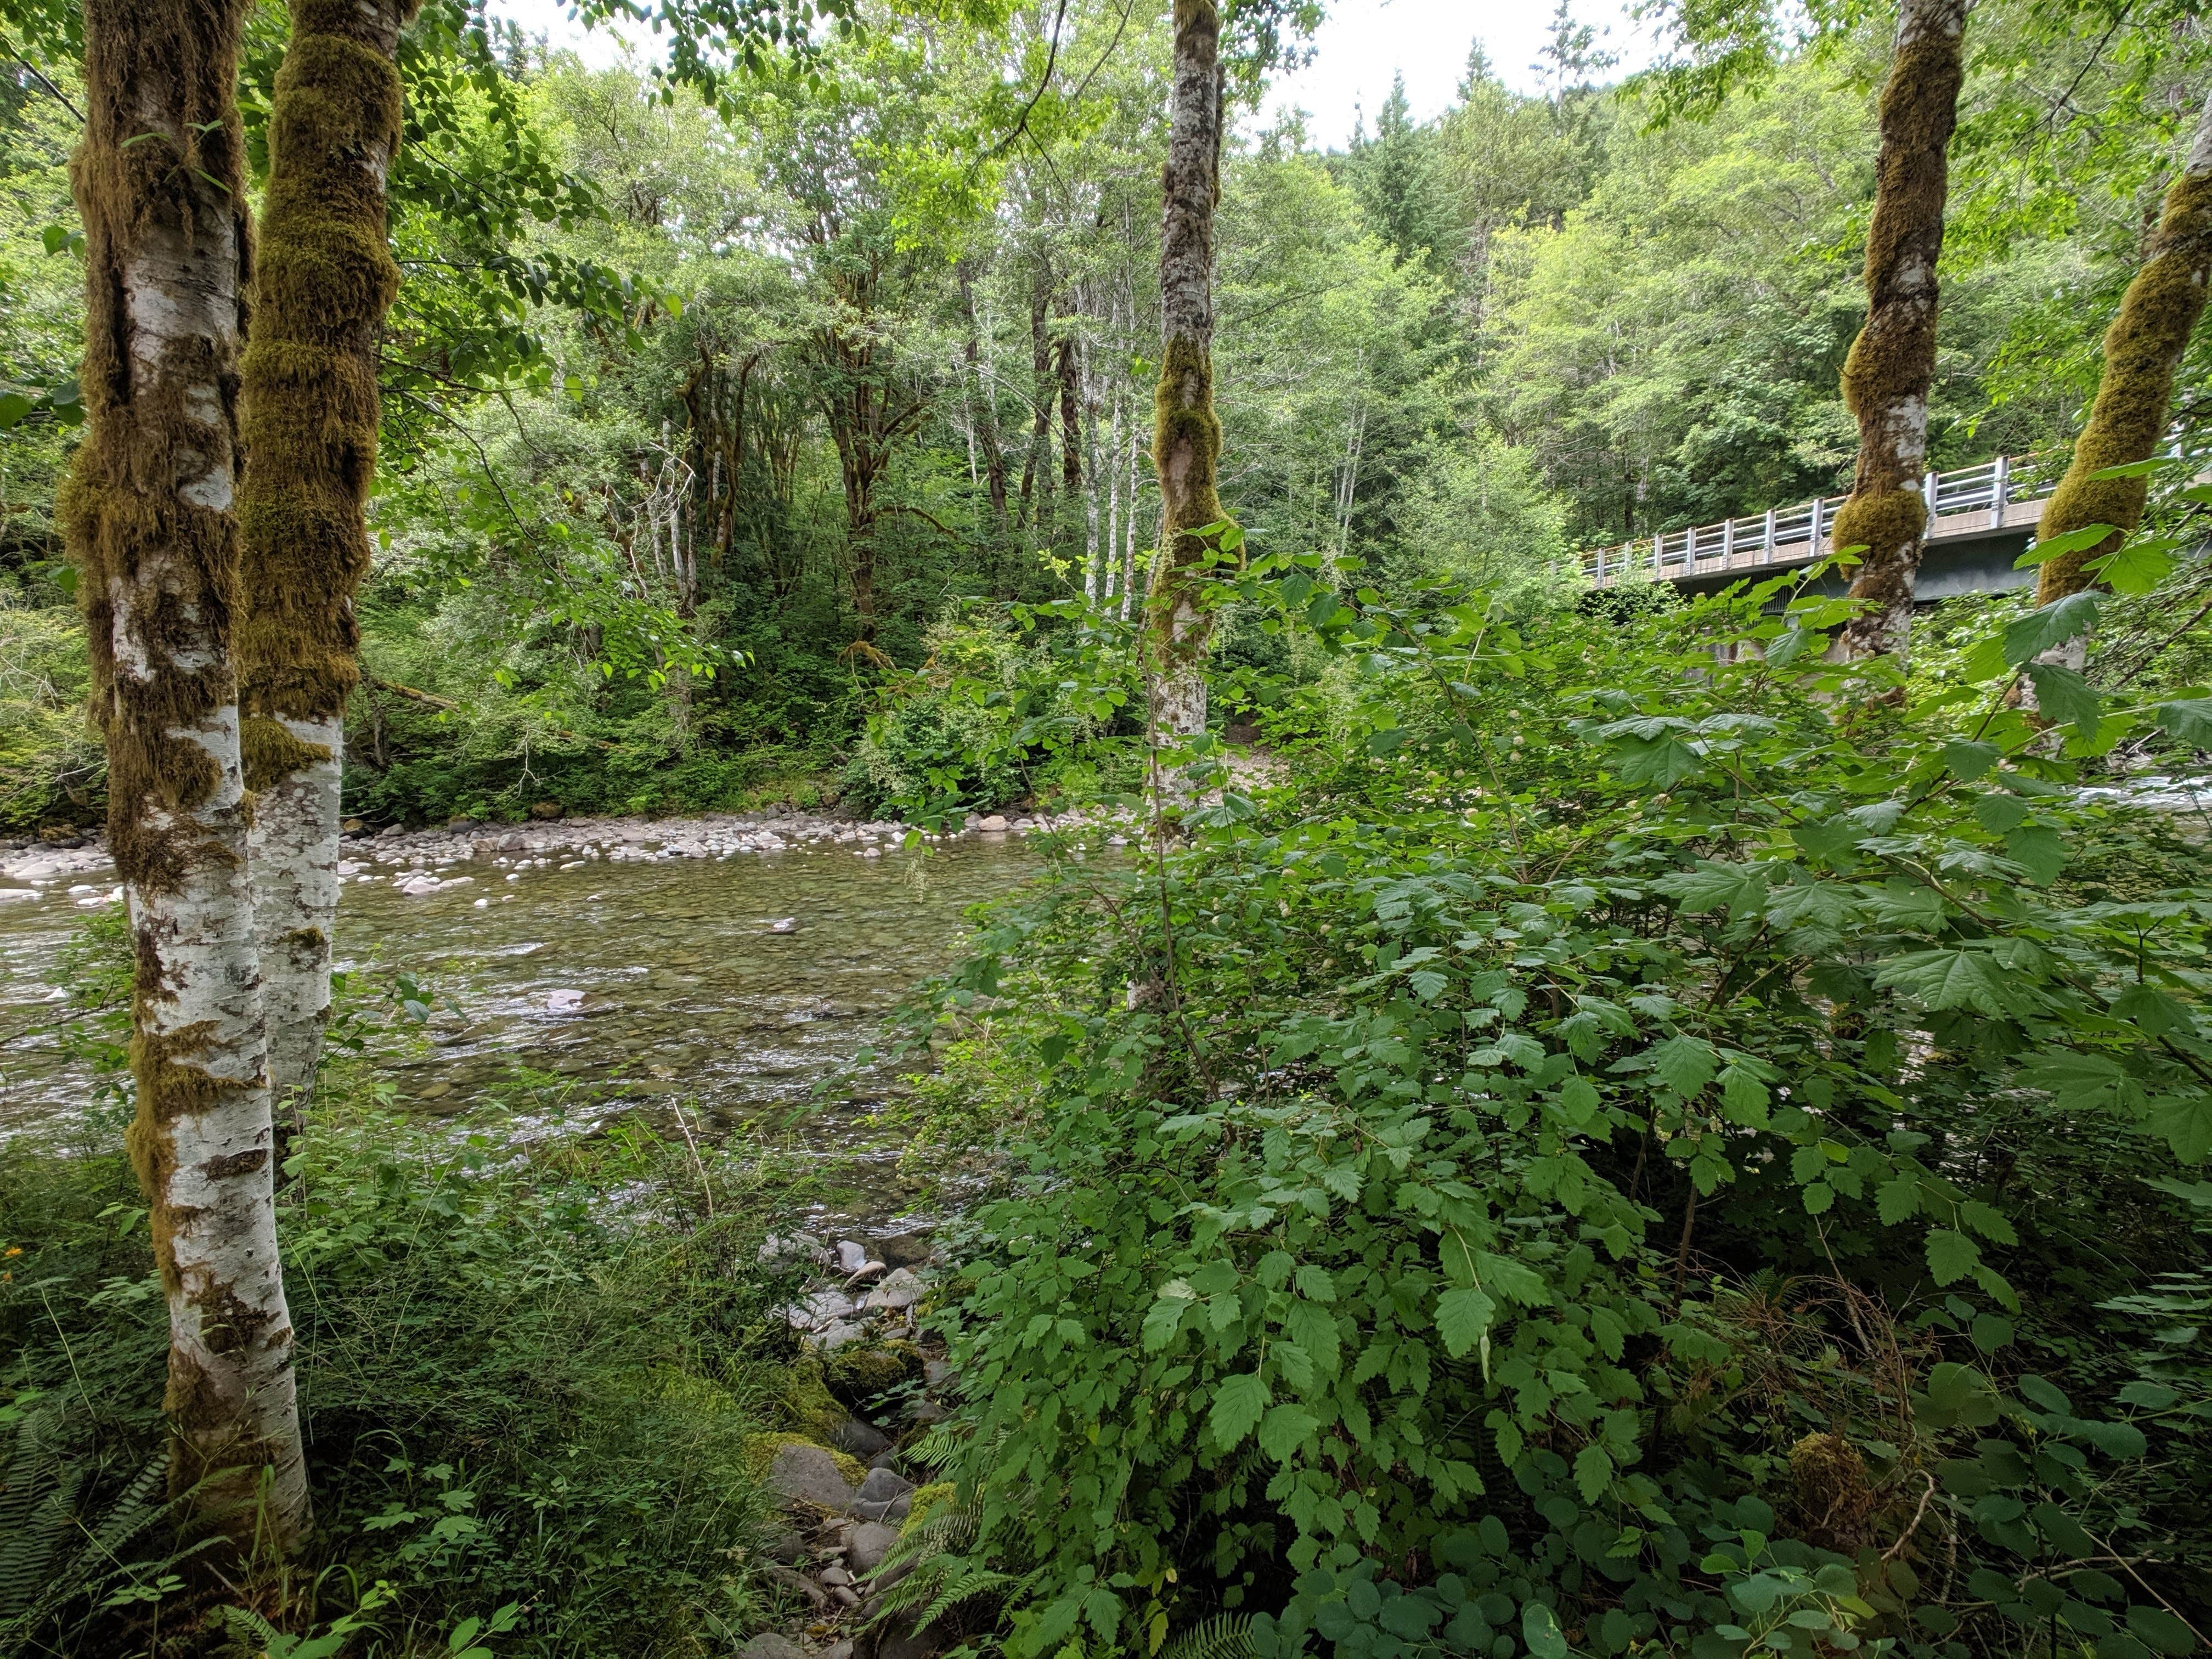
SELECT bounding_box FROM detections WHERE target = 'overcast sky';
[487,0,1657,153]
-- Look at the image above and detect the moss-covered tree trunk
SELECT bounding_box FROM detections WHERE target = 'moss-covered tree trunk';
[59,0,309,1550]
[1832,0,1967,665]
[237,0,422,1127]
[2034,92,2212,610]
[1147,0,1224,760]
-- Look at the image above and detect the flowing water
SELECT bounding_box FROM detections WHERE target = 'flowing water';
[0,828,1046,1227]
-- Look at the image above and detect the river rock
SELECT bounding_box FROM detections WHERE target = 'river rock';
[545,989,585,1013]
[831,1418,892,1458]
[976,815,1009,832]
[862,1268,926,1311]
[741,1634,813,1659]
[876,1232,933,1267]
[769,916,799,933]
[837,1239,870,1273]
[767,1442,857,1511]
[847,1521,900,1574]
[0,889,35,903]
[850,1466,915,1523]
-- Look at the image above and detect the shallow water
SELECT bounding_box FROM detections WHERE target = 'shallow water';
[0,832,1043,1221]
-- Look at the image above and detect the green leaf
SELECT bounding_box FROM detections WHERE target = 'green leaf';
[2086,537,2175,596]
[1209,1372,1271,1451]
[1718,1065,1769,1126]
[2024,663,2101,735]
[1572,1442,1613,1503]
[1294,1264,1337,1303]
[1876,950,2010,1015]
[1649,1035,1717,1097]
[1877,1177,1921,1224]
[1612,734,1703,787]
[1257,1403,1319,1462]
[0,392,31,431]
[1927,1229,1980,1285]
[1522,1602,1568,1659]
[1477,1252,1550,1305]
[1555,1075,1601,1125]
[2147,1094,2212,1164]
[2005,826,2066,885]
[2154,698,2212,747]
[2014,522,2120,568]
[1956,1199,2018,1244]
[1972,793,2028,833]
[1435,1287,1497,1358]
[2004,592,2101,664]
[2127,1605,2197,1655]
[1942,739,1999,780]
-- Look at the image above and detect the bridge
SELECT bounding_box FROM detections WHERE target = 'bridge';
[1577,454,2057,600]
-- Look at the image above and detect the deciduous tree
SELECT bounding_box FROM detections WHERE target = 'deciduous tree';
[59,0,308,1548]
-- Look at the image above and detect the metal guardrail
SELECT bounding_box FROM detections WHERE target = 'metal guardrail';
[1577,454,2059,588]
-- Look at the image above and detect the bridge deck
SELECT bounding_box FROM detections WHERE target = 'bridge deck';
[1578,454,2057,589]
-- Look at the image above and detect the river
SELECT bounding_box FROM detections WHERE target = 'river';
[0,815,1049,1226]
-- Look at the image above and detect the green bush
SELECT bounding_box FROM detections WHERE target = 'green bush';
[898,556,2212,1658]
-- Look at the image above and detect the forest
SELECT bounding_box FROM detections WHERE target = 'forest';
[4,0,2212,1651]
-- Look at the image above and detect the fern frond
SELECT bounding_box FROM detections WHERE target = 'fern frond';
[1161,1613,1257,1659]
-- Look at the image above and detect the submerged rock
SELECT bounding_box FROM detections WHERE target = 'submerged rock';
[741,1634,812,1659]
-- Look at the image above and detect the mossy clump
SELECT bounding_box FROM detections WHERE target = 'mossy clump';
[2035,168,2212,603]
[744,1431,868,1488]
[1788,1431,1877,1553]
[822,1340,925,1409]
[781,1353,851,1441]
[898,1481,957,1538]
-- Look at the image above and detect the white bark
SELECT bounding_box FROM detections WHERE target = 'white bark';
[108,160,306,1539]
[250,714,342,1116]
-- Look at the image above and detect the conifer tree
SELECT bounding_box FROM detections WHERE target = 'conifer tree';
[1832,0,1967,664]
[2034,92,2212,608]
[59,0,309,1547]
[236,0,424,1120]
[1147,0,1225,770]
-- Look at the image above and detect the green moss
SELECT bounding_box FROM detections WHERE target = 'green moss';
[2036,169,2212,603]
[822,1339,924,1407]
[782,1354,851,1440]
[1149,334,1225,668]
[236,0,422,747]
[898,1481,956,1537]
[240,714,332,792]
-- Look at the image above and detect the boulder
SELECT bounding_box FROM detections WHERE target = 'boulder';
[975,815,1009,833]
[529,799,565,820]
[876,1232,934,1268]
[837,1239,871,1273]
[741,1635,814,1659]
[862,1268,926,1312]
[831,1418,893,1458]
[766,1441,859,1511]
[871,1611,944,1659]
[847,1520,900,1573]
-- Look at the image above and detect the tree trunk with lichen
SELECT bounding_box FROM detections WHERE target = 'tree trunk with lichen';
[2034,92,2212,610]
[59,0,309,1551]
[238,0,422,1132]
[1148,0,1224,772]
[1832,0,1966,665]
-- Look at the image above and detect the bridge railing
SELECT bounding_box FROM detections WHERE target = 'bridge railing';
[1577,453,2062,588]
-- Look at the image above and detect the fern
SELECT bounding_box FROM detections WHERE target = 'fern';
[1160,1613,1257,1659]
[0,1414,200,1652]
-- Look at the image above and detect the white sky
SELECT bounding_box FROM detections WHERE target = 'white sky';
[487,0,1657,153]
[1261,0,1655,147]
